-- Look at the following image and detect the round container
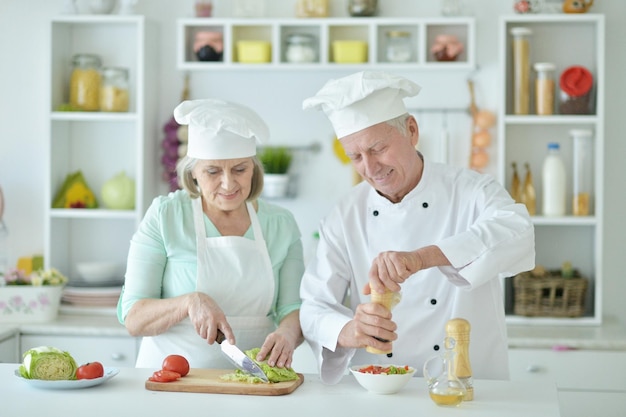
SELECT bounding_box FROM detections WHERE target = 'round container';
[559,65,593,115]
[570,129,593,216]
[100,67,129,112]
[385,31,412,63]
[510,27,532,115]
[348,0,377,16]
[534,62,556,115]
[70,53,102,111]
[285,33,317,63]
[195,0,212,17]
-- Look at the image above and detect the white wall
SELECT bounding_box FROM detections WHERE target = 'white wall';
[1,0,625,321]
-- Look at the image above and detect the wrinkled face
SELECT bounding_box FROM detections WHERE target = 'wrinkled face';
[192,157,254,212]
[341,117,421,203]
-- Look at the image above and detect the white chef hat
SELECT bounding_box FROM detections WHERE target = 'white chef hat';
[302,70,421,138]
[174,99,269,160]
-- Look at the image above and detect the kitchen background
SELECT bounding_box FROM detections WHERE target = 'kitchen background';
[0,0,625,321]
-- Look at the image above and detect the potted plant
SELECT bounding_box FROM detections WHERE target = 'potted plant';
[1,267,68,323]
[258,147,293,198]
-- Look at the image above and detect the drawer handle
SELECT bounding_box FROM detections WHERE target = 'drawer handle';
[111,353,126,361]
[526,364,541,373]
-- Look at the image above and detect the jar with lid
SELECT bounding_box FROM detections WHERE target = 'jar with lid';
[385,31,412,63]
[534,62,555,115]
[285,33,317,63]
[570,129,593,216]
[348,0,377,16]
[559,65,593,115]
[70,53,102,111]
[295,0,329,17]
[100,67,129,112]
[510,27,532,115]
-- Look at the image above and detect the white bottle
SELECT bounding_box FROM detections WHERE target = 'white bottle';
[542,142,566,216]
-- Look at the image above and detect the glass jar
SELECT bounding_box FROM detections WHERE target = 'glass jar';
[385,31,412,63]
[285,33,317,63]
[100,67,129,112]
[559,65,593,115]
[295,0,329,17]
[70,53,102,111]
[510,27,532,115]
[571,129,593,216]
[534,62,555,115]
[348,0,377,16]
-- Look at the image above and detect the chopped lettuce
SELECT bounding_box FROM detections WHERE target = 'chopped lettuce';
[19,346,78,380]
[219,347,299,384]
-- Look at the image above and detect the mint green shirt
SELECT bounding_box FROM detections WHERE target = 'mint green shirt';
[117,190,304,326]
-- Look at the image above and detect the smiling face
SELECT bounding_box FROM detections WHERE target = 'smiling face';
[192,157,255,213]
[341,116,422,203]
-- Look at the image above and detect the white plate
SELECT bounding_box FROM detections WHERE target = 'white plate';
[14,367,119,389]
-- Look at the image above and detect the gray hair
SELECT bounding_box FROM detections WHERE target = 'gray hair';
[175,155,265,201]
[385,113,411,137]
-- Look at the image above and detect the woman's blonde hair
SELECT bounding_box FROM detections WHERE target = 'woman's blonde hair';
[175,155,265,201]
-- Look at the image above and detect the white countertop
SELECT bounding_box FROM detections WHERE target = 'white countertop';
[2,364,560,417]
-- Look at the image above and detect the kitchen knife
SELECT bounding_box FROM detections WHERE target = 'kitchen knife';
[216,330,269,383]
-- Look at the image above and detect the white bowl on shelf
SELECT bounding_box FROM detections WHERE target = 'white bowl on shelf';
[76,262,120,283]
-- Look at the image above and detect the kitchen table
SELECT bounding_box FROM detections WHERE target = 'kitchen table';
[2,364,560,417]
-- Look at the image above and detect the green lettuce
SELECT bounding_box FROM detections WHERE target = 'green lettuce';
[244,348,299,382]
[19,346,78,380]
[219,347,299,384]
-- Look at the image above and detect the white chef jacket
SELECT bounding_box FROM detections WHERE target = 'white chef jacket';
[300,158,535,385]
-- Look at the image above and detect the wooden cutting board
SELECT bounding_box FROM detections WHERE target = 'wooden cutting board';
[145,368,304,396]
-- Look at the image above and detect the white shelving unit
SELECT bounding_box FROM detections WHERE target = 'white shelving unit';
[45,16,157,281]
[177,17,475,70]
[498,14,605,325]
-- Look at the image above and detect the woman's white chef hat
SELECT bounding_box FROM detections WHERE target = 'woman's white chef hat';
[302,70,421,138]
[174,99,269,159]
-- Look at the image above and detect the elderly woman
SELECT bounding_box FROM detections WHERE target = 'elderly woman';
[117,99,304,369]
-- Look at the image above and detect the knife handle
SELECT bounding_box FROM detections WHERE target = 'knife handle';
[216,329,226,344]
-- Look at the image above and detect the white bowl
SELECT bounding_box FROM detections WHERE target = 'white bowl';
[76,262,120,283]
[349,364,416,395]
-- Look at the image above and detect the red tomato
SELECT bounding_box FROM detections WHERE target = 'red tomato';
[162,354,190,377]
[149,370,181,383]
[76,362,105,380]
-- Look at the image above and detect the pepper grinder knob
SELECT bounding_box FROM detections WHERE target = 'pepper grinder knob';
[445,318,473,401]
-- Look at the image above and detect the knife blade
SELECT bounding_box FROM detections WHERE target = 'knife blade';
[216,330,269,383]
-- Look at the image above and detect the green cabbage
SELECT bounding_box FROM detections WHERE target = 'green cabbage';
[18,346,78,380]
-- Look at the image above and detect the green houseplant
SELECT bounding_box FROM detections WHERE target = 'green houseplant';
[258,147,293,198]
[258,146,293,174]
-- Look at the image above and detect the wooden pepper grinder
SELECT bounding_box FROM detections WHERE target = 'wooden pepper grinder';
[445,318,473,401]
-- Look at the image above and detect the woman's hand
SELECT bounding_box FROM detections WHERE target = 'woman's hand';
[255,311,303,368]
[186,292,235,345]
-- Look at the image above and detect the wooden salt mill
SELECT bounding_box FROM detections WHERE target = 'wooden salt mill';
[445,318,473,401]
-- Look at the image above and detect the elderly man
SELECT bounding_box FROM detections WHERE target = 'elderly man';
[299,71,534,385]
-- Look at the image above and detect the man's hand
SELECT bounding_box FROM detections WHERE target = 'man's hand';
[337,302,397,352]
[367,250,423,294]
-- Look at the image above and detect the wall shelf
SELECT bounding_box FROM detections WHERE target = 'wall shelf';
[177,17,475,71]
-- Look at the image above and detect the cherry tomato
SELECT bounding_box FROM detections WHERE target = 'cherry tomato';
[149,370,181,383]
[162,354,190,377]
[76,362,105,380]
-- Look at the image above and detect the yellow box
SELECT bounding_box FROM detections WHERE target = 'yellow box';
[332,40,368,63]
[236,41,271,63]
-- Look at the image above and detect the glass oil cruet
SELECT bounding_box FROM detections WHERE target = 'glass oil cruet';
[423,337,467,407]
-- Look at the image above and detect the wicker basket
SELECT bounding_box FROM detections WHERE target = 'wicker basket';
[513,270,587,317]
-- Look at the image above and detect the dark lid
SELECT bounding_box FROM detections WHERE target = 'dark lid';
[559,66,593,97]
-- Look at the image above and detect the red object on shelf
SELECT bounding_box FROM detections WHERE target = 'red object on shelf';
[559,65,593,97]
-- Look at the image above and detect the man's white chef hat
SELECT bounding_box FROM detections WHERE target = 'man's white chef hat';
[174,99,269,160]
[302,70,421,138]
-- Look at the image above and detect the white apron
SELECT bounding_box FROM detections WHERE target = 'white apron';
[136,199,275,368]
